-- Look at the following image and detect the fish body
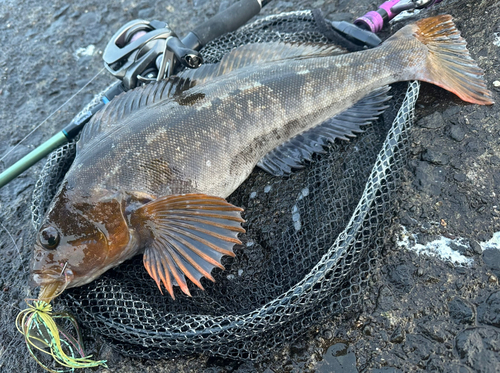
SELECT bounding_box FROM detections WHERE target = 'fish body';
[32,15,493,301]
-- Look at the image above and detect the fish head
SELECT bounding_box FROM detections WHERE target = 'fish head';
[31,185,138,302]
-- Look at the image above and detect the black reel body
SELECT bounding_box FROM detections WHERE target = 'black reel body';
[103,19,202,90]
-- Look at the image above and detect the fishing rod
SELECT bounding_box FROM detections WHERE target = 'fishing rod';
[354,0,443,32]
[0,0,442,189]
[327,0,443,48]
[0,0,270,189]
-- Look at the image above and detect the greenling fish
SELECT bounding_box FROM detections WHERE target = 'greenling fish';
[32,15,493,302]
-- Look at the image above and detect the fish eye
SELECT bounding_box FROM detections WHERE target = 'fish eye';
[39,226,60,250]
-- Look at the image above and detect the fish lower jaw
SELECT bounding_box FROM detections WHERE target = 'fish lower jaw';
[38,281,68,303]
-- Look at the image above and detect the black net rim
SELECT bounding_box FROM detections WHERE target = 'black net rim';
[29,10,420,360]
[64,81,420,341]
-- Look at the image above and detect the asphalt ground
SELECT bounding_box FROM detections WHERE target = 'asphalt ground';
[0,0,499,372]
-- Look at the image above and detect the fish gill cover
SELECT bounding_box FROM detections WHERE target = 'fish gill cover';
[25,10,419,363]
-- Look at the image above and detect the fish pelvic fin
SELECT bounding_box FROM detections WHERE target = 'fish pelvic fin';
[410,15,493,105]
[130,193,245,299]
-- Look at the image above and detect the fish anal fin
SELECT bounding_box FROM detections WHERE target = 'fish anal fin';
[258,85,392,176]
[131,193,245,299]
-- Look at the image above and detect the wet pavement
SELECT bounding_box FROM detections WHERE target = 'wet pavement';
[0,0,499,372]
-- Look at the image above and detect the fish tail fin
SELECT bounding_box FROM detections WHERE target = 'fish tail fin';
[411,15,494,105]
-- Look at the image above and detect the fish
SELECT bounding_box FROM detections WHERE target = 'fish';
[31,15,493,302]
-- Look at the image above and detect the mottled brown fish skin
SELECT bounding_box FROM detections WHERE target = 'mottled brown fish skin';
[31,15,493,300]
[69,18,492,199]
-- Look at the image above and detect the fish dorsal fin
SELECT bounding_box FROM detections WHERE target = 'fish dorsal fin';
[258,86,392,176]
[79,76,193,144]
[130,193,245,299]
[180,42,346,82]
[80,42,346,145]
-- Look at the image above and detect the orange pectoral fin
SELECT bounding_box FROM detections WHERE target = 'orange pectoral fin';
[132,193,245,299]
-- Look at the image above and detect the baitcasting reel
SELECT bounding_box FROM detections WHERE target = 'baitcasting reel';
[103,19,202,91]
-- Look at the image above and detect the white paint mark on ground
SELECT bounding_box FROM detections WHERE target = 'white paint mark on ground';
[291,204,301,231]
[292,188,310,231]
[397,225,473,266]
[293,220,301,231]
[481,231,500,251]
[493,33,500,47]
[74,44,96,59]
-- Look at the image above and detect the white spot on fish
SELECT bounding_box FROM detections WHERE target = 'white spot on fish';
[240,81,263,90]
[206,160,211,167]
[250,191,257,199]
[197,101,212,110]
[217,92,231,101]
[264,185,272,193]
[297,69,310,75]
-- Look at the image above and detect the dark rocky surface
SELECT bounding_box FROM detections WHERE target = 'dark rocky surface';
[1,0,499,372]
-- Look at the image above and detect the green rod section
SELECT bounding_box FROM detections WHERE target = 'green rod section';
[0,131,68,189]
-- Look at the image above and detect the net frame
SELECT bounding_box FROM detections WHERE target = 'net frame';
[29,10,419,361]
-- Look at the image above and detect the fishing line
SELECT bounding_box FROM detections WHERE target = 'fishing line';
[0,221,22,262]
[0,298,23,312]
[0,68,106,163]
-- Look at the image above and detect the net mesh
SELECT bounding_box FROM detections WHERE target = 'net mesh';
[27,10,419,362]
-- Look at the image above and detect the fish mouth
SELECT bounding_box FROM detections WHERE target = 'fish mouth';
[32,267,74,303]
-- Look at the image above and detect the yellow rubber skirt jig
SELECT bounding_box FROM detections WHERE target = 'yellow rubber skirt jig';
[16,300,107,372]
